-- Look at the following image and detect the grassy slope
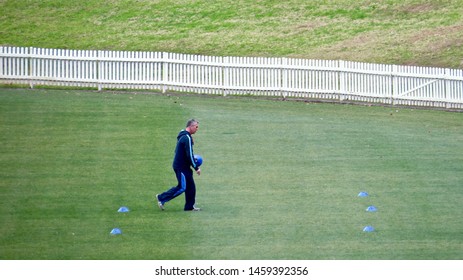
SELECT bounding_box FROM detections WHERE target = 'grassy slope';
[1,0,462,68]
[1,89,462,259]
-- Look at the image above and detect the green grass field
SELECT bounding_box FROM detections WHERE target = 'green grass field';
[1,88,462,259]
[1,0,462,263]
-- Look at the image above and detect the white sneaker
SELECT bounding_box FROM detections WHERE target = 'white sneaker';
[156,195,164,210]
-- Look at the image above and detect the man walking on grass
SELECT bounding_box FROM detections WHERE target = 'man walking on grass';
[156,119,201,211]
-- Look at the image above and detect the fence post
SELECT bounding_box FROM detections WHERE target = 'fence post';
[445,68,450,109]
[339,60,345,101]
[281,57,287,99]
[223,56,228,96]
[29,47,35,89]
[162,52,167,93]
[97,50,102,91]
[391,65,397,105]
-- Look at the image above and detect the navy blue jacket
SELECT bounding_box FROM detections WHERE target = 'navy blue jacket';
[173,130,199,171]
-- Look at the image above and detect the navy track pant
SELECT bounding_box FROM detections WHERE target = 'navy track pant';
[158,168,196,211]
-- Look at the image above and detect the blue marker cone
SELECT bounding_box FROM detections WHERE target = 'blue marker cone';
[366,205,377,212]
[358,192,369,197]
[363,226,375,232]
[118,206,129,213]
[110,228,122,235]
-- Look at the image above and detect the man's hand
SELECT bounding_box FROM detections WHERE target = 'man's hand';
[196,168,201,176]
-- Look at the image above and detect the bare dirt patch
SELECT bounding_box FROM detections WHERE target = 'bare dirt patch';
[408,24,463,46]
[398,3,436,14]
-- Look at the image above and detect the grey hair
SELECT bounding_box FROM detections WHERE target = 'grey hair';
[186,119,199,127]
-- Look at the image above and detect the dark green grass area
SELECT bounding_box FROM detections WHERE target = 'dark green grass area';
[1,89,462,259]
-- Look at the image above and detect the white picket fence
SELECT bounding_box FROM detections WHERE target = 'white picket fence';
[1,46,462,108]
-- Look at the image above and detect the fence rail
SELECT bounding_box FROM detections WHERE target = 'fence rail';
[1,46,462,108]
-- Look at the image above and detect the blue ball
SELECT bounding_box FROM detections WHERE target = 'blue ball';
[194,154,203,167]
